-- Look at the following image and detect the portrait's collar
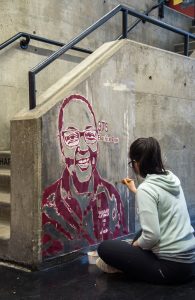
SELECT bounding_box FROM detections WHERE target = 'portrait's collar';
[60,167,95,198]
[70,174,94,196]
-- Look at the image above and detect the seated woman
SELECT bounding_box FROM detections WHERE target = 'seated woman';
[96,137,195,284]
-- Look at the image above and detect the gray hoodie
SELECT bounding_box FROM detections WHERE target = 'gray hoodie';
[136,171,195,263]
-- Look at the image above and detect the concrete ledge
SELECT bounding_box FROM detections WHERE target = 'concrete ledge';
[13,40,127,119]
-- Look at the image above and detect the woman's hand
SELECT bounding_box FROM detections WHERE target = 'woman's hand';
[132,240,139,247]
[121,178,137,194]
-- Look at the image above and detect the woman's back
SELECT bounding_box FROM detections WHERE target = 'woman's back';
[136,171,195,262]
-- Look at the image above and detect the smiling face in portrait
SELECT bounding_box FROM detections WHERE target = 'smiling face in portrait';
[60,97,98,184]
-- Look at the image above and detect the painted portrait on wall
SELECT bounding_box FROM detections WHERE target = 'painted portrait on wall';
[42,94,129,258]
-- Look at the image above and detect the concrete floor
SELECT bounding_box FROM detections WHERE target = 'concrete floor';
[0,255,195,300]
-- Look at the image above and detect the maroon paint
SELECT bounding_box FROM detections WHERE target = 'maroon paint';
[42,95,129,258]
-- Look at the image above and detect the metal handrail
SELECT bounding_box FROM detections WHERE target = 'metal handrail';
[28,3,195,110]
[1,1,195,110]
[0,32,92,54]
[117,0,165,40]
[0,1,165,52]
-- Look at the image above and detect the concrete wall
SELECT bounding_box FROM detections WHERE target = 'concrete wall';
[0,0,192,150]
[8,39,195,266]
[10,117,42,266]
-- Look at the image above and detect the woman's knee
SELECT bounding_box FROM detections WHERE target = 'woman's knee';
[97,240,112,257]
[97,239,128,259]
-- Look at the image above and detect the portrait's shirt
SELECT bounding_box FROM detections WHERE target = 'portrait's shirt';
[42,168,128,258]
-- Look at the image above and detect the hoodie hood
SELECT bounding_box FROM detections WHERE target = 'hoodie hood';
[145,171,181,196]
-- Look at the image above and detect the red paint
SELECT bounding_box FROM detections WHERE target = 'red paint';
[168,1,195,18]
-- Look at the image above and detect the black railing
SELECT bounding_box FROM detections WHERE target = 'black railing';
[193,0,195,26]
[117,0,165,39]
[28,3,195,109]
[0,32,92,54]
[1,1,195,110]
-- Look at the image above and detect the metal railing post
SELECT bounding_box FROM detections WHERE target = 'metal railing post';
[122,9,128,38]
[117,0,166,40]
[29,71,36,110]
[184,34,189,56]
[158,1,164,19]
[193,0,195,26]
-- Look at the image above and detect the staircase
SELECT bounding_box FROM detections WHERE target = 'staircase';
[175,25,195,55]
[0,151,11,241]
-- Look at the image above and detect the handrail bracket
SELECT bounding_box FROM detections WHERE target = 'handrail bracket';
[20,34,31,49]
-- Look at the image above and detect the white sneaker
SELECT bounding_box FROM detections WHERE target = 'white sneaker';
[96,258,122,274]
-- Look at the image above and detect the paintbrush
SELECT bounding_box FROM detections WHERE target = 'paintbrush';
[115,178,133,185]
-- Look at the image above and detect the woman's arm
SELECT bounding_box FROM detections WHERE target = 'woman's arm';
[136,188,160,249]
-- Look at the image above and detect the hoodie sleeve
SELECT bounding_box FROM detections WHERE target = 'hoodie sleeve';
[135,187,160,250]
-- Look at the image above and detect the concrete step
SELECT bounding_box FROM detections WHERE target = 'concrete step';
[175,50,194,56]
[0,151,11,170]
[0,191,10,221]
[0,169,11,191]
[175,40,195,52]
[0,219,10,240]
